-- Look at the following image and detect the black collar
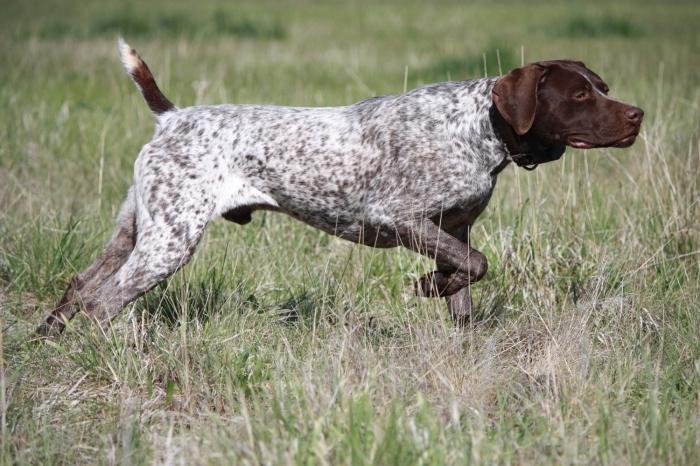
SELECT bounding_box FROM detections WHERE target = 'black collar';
[489,105,566,174]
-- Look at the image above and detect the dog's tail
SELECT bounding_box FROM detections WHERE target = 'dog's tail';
[118,37,176,116]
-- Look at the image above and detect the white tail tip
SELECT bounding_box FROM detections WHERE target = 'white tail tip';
[117,37,139,73]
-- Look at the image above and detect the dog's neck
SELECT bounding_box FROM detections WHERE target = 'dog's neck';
[489,105,566,171]
[455,78,564,175]
[486,105,566,174]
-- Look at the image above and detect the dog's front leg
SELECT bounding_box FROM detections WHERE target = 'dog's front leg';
[397,221,487,326]
[439,225,480,326]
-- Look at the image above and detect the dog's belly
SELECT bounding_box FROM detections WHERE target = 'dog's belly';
[218,158,497,246]
[214,171,390,245]
[274,195,400,247]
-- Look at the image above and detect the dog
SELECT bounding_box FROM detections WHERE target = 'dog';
[37,39,643,335]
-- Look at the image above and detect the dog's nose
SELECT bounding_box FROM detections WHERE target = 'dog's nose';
[625,107,644,124]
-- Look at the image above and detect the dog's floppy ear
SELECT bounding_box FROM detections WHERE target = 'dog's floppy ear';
[492,63,547,136]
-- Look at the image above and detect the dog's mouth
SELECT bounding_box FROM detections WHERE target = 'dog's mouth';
[611,133,639,148]
[567,137,596,149]
[567,131,639,150]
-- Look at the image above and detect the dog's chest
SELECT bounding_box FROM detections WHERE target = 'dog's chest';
[429,167,496,220]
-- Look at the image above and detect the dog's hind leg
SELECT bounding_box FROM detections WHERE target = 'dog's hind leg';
[75,190,213,329]
[37,188,137,335]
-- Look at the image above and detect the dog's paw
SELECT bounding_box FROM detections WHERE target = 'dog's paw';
[414,271,469,298]
[35,316,65,338]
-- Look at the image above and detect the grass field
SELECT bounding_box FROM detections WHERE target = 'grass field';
[1,0,699,464]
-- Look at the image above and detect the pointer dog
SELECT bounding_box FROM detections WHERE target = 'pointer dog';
[38,39,643,334]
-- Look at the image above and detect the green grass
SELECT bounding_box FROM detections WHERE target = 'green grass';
[1,0,699,464]
[34,8,287,40]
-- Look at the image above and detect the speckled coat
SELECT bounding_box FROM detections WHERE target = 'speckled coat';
[139,77,505,248]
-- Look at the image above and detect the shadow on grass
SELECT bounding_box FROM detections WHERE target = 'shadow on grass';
[273,287,339,327]
[136,262,257,327]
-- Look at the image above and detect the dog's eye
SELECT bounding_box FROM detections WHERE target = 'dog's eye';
[573,90,589,101]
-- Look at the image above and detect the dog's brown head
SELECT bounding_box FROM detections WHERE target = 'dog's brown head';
[492,60,643,150]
